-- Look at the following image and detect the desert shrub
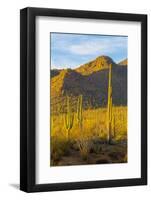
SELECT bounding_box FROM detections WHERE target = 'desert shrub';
[90,139,102,154]
[51,136,70,165]
[76,137,92,160]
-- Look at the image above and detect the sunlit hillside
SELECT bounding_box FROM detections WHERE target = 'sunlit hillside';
[50,56,128,166]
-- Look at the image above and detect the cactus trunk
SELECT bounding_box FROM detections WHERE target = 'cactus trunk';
[107,64,113,144]
[77,95,83,130]
[64,96,74,140]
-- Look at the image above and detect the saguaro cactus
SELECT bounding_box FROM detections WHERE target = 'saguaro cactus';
[107,64,113,144]
[77,95,83,129]
[112,114,115,138]
[64,96,74,140]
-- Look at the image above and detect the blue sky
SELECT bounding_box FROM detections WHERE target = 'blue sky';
[50,33,128,69]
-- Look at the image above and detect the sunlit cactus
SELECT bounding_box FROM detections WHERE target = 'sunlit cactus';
[64,96,74,140]
[77,95,83,129]
[107,64,113,144]
[112,114,116,138]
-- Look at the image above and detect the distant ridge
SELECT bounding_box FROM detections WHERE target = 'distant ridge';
[51,56,127,108]
[76,55,116,75]
[118,59,128,66]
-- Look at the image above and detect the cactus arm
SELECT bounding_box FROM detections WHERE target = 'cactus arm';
[77,95,83,129]
[64,96,74,140]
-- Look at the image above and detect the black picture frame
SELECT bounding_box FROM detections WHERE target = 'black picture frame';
[20,7,147,192]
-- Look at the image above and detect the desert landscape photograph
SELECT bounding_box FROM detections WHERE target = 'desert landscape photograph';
[50,33,128,166]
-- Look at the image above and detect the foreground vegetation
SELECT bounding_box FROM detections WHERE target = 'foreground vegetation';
[50,106,127,166]
[50,64,127,166]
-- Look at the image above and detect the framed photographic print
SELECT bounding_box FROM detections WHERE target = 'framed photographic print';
[20,7,147,192]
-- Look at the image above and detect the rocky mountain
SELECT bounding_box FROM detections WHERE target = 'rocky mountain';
[51,56,127,110]
[75,56,115,75]
[51,69,61,78]
[118,58,128,66]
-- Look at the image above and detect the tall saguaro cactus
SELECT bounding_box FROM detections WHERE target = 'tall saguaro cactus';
[64,96,74,140]
[77,95,83,129]
[107,64,113,144]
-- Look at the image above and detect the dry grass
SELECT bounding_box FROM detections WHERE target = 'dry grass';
[51,106,127,139]
[50,106,127,166]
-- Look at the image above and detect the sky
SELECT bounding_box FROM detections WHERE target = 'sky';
[50,33,128,69]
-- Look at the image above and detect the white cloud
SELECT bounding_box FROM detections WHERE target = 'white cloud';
[69,38,127,55]
[70,41,104,55]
